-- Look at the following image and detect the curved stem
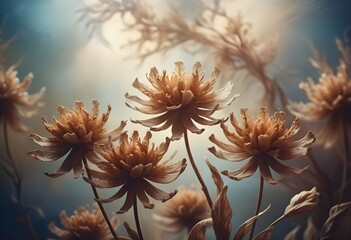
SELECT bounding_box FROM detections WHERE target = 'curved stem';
[3,122,39,240]
[268,214,285,229]
[133,196,144,240]
[249,175,264,240]
[183,130,213,208]
[82,157,119,240]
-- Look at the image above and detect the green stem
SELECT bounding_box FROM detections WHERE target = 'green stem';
[249,175,264,240]
[184,130,213,208]
[133,196,144,240]
[3,122,39,240]
[83,157,119,240]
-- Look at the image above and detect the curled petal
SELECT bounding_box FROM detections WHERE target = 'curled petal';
[222,157,258,180]
[142,179,177,202]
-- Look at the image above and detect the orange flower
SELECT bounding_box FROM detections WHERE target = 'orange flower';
[153,188,210,233]
[28,100,126,178]
[289,39,351,148]
[49,204,117,240]
[125,61,238,140]
[209,107,315,184]
[86,131,186,213]
[0,66,44,132]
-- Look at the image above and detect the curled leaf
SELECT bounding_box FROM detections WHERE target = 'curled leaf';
[320,201,351,240]
[124,222,140,240]
[254,226,274,240]
[212,185,232,240]
[284,187,319,217]
[233,205,271,240]
[206,158,224,195]
[188,218,213,240]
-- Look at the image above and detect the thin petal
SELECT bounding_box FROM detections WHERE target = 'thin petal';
[258,158,277,184]
[142,179,177,202]
[222,157,258,180]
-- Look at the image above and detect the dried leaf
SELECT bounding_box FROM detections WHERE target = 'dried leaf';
[254,226,274,240]
[212,185,232,240]
[206,158,224,195]
[284,187,319,217]
[233,205,270,240]
[284,226,300,240]
[124,222,140,240]
[303,217,317,240]
[188,218,213,240]
[320,201,351,240]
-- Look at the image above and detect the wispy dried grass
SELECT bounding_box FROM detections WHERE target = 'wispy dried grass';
[80,0,287,109]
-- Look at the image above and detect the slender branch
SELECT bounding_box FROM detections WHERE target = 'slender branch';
[249,175,264,240]
[82,157,119,240]
[133,196,144,240]
[183,130,213,208]
[3,122,39,240]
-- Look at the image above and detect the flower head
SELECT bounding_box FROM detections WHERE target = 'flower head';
[28,100,126,178]
[289,39,351,148]
[86,131,186,213]
[284,187,319,217]
[153,188,211,233]
[209,107,315,184]
[0,66,44,132]
[125,61,238,140]
[49,204,117,240]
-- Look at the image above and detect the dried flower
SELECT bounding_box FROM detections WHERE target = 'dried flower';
[49,204,117,240]
[284,187,319,217]
[289,39,351,148]
[126,62,238,140]
[209,107,315,184]
[86,131,186,213]
[153,188,211,233]
[0,66,44,132]
[28,100,126,178]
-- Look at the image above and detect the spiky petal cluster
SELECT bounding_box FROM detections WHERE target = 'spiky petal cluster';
[289,39,351,148]
[28,100,126,178]
[126,61,238,140]
[49,204,117,240]
[0,66,44,132]
[86,131,186,213]
[209,107,315,184]
[153,188,211,233]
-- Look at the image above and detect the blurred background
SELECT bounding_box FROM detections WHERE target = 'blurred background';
[0,0,350,239]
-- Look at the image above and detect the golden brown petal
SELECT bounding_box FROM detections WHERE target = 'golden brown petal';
[127,62,237,140]
[29,100,125,178]
[211,107,314,184]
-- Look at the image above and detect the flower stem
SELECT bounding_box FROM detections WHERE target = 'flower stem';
[268,214,285,229]
[249,175,264,240]
[3,122,39,240]
[133,196,144,240]
[82,157,118,240]
[184,130,213,208]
